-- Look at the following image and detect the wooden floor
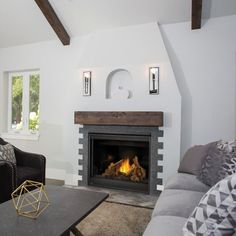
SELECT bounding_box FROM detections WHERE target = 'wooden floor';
[46,178,65,186]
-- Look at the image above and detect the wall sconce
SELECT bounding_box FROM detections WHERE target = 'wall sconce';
[149,67,159,95]
[83,71,91,96]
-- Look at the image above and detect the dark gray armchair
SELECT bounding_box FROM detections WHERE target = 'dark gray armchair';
[0,138,46,203]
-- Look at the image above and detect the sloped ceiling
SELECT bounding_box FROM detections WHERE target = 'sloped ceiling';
[0,0,236,48]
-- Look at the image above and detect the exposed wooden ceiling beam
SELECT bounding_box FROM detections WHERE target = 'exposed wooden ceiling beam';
[191,0,202,30]
[34,0,70,45]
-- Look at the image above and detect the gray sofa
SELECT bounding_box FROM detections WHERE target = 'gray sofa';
[143,173,210,236]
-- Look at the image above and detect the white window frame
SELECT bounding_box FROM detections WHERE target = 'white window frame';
[5,71,40,140]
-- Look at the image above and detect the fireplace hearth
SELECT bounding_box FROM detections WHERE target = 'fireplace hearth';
[89,133,150,193]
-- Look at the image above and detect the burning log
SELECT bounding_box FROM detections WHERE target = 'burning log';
[102,156,146,182]
[130,156,146,182]
[102,159,123,178]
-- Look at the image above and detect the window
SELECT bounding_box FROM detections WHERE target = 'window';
[8,71,40,135]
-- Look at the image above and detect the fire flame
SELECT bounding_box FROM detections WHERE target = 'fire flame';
[119,158,132,175]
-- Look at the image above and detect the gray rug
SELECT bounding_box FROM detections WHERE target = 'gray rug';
[76,202,152,236]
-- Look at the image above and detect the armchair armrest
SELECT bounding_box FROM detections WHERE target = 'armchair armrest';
[14,148,46,184]
[0,161,17,203]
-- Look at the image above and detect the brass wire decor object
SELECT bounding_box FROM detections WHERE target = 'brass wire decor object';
[11,180,49,219]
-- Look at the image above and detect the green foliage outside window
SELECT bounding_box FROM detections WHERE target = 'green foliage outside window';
[29,74,40,131]
[29,111,39,131]
[12,76,23,129]
[11,73,40,132]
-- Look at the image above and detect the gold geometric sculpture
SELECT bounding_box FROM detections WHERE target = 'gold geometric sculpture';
[11,180,49,219]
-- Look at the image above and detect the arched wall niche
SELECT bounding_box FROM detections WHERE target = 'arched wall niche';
[106,69,133,99]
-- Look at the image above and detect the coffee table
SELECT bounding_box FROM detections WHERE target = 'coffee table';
[0,185,108,236]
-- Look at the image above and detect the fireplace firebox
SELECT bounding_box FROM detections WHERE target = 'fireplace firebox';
[89,133,150,193]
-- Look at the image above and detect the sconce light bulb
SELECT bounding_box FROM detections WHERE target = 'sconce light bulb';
[150,67,158,74]
[84,72,91,79]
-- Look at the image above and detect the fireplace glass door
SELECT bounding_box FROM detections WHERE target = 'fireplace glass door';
[89,133,150,193]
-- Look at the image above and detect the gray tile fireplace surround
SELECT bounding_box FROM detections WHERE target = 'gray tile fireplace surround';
[78,125,163,195]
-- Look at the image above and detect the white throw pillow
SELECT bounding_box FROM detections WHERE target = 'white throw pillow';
[183,174,236,235]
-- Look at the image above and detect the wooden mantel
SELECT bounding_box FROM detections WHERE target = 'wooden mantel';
[74,111,163,126]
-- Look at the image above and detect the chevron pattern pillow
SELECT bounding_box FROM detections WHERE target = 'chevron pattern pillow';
[183,174,236,235]
[0,144,16,164]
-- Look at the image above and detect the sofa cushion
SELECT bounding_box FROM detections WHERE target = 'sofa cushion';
[183,174,236,235]
[17,166,42,186]
[0,144,16,164]
[143,215,187,236]
[152,189,204,219]
[165,173,210,193]
[178,142,216,176]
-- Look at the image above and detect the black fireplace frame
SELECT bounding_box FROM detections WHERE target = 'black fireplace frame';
[88,133,151,193]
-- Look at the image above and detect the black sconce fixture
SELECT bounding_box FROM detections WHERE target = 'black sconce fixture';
[83,71,91,96]
[149,67,159,95]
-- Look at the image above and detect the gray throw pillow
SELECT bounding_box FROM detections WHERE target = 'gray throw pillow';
[183,174,236,236]
[0,143,16,164]
[198,141,236,187]
[178,142,216,176]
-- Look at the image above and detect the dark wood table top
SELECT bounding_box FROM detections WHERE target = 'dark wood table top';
[0,185,108,236]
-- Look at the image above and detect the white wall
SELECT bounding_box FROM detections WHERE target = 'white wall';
[161,15,236,156]
[0,22,181,185]
[2,14,235,186]
[0,38,89,184]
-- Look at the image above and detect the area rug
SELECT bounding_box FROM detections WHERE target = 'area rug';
[76,202,152,236]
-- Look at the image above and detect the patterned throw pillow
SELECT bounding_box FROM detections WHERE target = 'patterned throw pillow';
[183,174,236,236]
[197,140,236,186]
[0,144,16,164]
[217,140,236,153]
[218,140,236,177]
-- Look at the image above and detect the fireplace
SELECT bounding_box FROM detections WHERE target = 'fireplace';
[89,133,150,193]
[74,111,164,194]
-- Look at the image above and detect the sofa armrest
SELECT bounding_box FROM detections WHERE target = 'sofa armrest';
[0,161,17,203]
[14,148,46,184]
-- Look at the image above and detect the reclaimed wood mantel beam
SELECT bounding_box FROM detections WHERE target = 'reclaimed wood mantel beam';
[74,111,164,126]
[35,0,70,45]
[192,0,202,30]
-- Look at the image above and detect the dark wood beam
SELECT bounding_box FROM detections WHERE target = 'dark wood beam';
[191,0,202,30]
[74,111,164,126]
[35,0,70,45]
